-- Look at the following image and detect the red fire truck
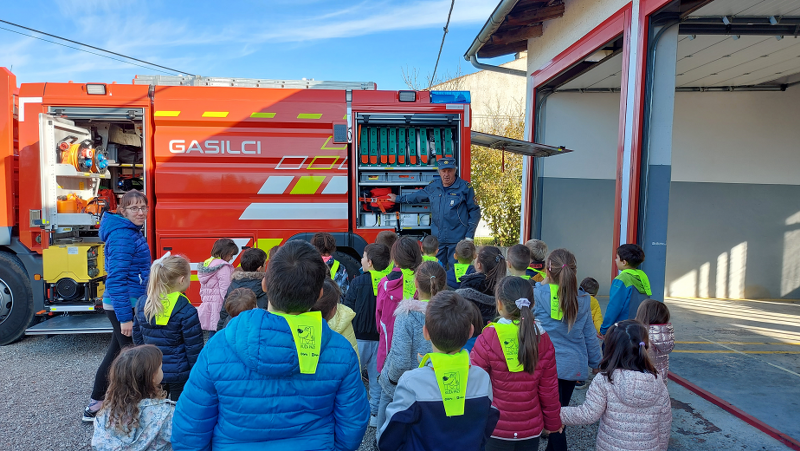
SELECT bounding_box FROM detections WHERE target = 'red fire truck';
[0,67,570,345]
[0,67,485,344]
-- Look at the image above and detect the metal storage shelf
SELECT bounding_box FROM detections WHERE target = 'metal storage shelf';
[54,164,110,179]
[107,162,143,168]
[359,182,430,186]
[54,213,100,226]
[358,166,440,170]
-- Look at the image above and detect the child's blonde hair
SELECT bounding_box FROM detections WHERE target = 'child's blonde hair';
[524,239,548,262]
[145,254,191,322]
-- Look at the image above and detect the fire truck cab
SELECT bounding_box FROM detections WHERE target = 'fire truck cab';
[0,68,476,344]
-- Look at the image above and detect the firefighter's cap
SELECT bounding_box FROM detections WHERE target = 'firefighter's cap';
[438,158,456,169]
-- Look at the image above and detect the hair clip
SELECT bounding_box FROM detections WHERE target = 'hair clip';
[639,341,645,347]
[154,251,171,267]
[495,254,501,263]
[562,264,567,268]
[515,298,531,309]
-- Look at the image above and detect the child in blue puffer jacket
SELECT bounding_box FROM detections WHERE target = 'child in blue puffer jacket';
[133,253,204,402]
[171,240,369,451]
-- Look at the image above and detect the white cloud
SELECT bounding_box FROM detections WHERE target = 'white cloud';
[255,0,496,42]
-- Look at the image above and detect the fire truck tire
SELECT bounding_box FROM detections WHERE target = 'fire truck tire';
[333,251,361,283]
[0,252,34,346]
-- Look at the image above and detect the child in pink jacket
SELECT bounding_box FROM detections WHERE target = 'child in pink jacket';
[197,239,237,337]
[560,320,671,451]
[375,237,421,372]
[636,299,674,385]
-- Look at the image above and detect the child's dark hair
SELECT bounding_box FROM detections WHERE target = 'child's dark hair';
[580,277,599,296]
[103,345,165,433]
[425,292,473,353]
[476,245,507,292]
[496,276,540,374]
[392,236,422,270]
[312,279,341,320]
[524,239,547,262]
[211,238,239,260]
[506,244,531,271]
[546,249,579,330]
[311,232,337,256]
[600,319,658,383]
[415,261,446,298]
[617,243,645,268]
[635,299,670,325]
[225,288,257,318]
[455,239,477,263]
[364,243,391,271]
[267,240,328,313]
[375,231,397,249]
[468,302,484,338]
[422,235,439,255]
[240,248,268,272]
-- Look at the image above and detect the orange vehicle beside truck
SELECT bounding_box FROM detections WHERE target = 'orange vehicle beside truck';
[0,68,477,344]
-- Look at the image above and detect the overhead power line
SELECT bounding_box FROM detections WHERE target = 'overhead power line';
[0,19,194,76]
[429,0,456,90]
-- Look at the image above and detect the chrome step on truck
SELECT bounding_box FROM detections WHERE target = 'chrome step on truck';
[26,313,112,335]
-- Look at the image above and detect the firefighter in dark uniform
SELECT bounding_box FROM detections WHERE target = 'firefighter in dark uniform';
[387,158,481,268]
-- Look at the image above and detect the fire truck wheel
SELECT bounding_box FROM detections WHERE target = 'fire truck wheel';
[0,252,34,346]
[333,251,361,283]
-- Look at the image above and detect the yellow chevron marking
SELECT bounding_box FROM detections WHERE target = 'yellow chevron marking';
[202,111,229,118]
[251,112,276,118]
[321,136,347,150]
[256,238,284,259]
[154,111,180,117]
[308,156,339,170]
[291,176,326,194]
[297,113,322,119]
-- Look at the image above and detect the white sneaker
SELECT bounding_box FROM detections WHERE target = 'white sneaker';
[369,415,379,428]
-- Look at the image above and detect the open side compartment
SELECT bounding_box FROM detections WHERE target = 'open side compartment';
[37,107,147,312]
[355,113,461,237]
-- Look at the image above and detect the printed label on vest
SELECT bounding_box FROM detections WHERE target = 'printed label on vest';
[549,284,563,321]
[419,350,470,416]
[273,311,323,374]
[490,322,524,372]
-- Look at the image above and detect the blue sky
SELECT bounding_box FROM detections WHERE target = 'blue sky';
[1,0,513,90]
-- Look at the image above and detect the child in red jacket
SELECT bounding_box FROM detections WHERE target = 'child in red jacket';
[471,276,562,450]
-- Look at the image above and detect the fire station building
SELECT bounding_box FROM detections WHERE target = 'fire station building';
[466,0,800,300]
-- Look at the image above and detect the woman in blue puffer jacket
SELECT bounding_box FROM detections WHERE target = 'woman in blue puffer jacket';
[84,190,152,422]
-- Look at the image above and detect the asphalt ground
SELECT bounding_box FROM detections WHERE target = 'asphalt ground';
[2,318,792,451]
[663,296,800,444]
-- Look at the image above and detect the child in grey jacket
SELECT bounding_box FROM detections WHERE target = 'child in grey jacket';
[376,261,447,436]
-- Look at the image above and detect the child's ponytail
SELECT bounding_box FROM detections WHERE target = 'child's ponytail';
[546,248,579,330]
[145,253,191,322]
[496,276,540,374]
[415,261,446,298]
[477,246,507,292]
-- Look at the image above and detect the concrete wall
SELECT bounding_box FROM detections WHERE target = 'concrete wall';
[526,0,629,77]
[540,92,621,294]
[434,57,528,133]
[666,87,800,300]
[537,88,800,299]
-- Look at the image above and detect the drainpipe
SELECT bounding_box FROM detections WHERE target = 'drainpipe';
[464,0,527,77]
